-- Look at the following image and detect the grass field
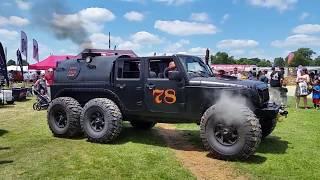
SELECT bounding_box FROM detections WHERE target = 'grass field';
[0,98,194,179]
[176,97,320,180]
[1,97,319,179]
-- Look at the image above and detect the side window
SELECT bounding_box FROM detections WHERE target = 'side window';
[117,59,141,79]
[148,59,177,79]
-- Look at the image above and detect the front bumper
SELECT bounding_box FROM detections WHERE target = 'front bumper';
[255,102,288,119]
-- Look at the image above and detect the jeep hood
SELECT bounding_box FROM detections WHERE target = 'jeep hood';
[189,77,267,90]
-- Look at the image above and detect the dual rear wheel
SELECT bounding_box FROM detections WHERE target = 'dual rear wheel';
[47,97,122,143]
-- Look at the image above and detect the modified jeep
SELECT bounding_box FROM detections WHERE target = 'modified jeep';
[47,53,287,160]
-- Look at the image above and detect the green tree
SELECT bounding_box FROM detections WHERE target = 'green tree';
[211,52,235,64]
[288,48,315,67]
[7,59,16,66]
[274,57,285,67]
[257,59,272,67]
[313,56,320,66]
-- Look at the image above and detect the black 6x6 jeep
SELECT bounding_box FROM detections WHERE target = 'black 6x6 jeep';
[47,53,287,160]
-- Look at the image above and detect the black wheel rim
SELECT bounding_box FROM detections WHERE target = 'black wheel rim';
[214,123,239,146]
[88,111,105,132]
[53,110,67,128]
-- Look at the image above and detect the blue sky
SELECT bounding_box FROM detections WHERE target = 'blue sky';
[0,0,320,64]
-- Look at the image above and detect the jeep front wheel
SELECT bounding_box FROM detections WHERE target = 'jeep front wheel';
[130,120,156,130]
[200,105,262,160]
[47,97,83,137]
[80,98,123,143]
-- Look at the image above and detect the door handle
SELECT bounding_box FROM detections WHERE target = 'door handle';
[146,84,155,90]
[116,84,126,89]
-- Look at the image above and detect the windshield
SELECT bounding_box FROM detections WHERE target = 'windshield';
[179,55,213,78]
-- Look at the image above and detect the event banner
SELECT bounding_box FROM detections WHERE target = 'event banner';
[0,42,9,86]
[21,31,28,59]
[16,49,24,81]
[33,39,39,62]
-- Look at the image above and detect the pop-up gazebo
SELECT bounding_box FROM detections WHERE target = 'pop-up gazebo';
[28,55,76,70]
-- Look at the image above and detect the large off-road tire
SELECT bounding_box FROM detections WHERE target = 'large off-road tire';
[260,118,277,138]
[200,105,262,160]
[47,97,82,138]
[80,98,122,143]
[130,120,156,130]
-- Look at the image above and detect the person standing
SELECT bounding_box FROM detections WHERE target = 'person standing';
[259,70,269,84]
[231,67,241,79]
[269,67,284,105]
[295,68,310,109]
[45,68,54,100]
[312,79,320,109]
[279,67,288,106]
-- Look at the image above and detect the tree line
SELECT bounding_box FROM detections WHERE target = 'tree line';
[6,59,29,66]
[211,48,320,67]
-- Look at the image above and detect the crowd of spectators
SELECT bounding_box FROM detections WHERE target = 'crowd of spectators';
[217,66,320,109]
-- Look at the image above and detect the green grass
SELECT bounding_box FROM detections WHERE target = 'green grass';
[176,97,320,180]
[0,98,194,179]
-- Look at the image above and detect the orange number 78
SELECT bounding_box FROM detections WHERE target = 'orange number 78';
[152,89,177,104]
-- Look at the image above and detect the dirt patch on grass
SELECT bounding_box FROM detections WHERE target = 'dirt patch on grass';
[156,123,249,180]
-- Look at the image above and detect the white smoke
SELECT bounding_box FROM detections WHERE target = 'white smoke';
[206,91,253,125]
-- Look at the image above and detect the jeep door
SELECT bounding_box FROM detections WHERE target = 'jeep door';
[144,57,185,114]
[115,58,144,112]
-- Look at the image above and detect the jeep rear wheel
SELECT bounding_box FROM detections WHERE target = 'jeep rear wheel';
[81,98,122,143]
[130,120,156,130]
[200,105,262,160]
[47,97,83,137]
[260,118,277,138]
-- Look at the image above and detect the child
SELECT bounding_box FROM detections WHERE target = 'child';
[312,80,320,109]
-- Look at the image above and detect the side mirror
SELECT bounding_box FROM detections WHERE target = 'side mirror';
[85,56,93,63]
[168,71,183,81]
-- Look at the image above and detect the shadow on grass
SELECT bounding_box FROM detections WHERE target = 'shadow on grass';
[257,136,289,154]
[0,147,10,151]
[0,105,15,109]
[0,129,9,137]
[0,160,13,165]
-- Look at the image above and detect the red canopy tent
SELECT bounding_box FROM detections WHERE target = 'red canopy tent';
[28,55,76,70]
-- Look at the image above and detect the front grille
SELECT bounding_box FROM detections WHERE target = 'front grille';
[258,88,270,103]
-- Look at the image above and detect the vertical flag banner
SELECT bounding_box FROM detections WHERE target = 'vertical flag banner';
[17,49,24,81]
[0,42,9,86]
[33,39,39,62]
[21,31,28,60]
[205,48,210,65]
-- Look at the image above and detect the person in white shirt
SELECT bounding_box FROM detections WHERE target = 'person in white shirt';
[231,67,242,79]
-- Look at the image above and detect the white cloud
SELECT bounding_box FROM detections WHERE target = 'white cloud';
[165,39,190,53]
[0,16,30,27]
[79,8,115,22]
[188,47,207,55]
[190,13,209,22]
[217,39,259,49]
[52,7,115,33]
[154,0,194,5]
[292,24,320,34]
[299,12,310,21]
[271,34,320,48]
[88,31,161,51]
[248,0,297,11]
[15,0,31,10]
[154,20,218,36]
[0,29,19,40]
[124,11,144,21]
[220,14,230,24]
[131,31,162,44]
